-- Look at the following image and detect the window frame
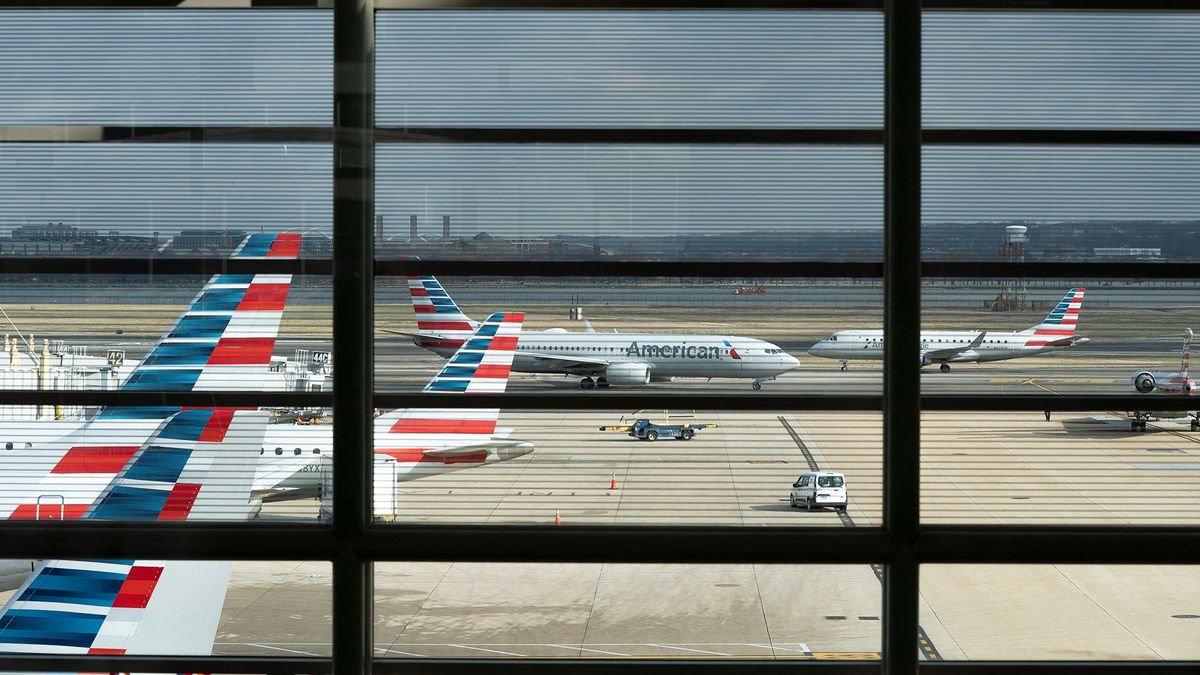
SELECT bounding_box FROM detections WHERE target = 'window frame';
[0,1,1196,674]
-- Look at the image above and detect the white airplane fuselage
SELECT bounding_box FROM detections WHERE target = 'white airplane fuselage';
[415,332,799,383]
[808,329,1080,365]
[0,418,530,498]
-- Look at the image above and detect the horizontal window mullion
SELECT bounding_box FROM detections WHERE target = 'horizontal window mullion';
[372,393,882,411]
[0,125,333,143]
[924,129,1200,146]
[373,659,881,674]
[918,527,1200,564]
[922,395,1200,412]
[360,526,893,563]
[0,654,327,675]
[0,390,331,408]
[376,1,882,11]
[923,261,1200,279]
[0,257,331,276]
[377,260,884,278]
[0,523,337,560]
[922,663,1200,674]
[375,128,883,144]
[923,0,1200,11]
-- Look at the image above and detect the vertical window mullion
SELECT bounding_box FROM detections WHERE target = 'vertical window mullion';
[884,1,921,674]
[333,0,375,674]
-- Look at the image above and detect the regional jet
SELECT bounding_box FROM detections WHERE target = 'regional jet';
[807,288,1089,372]
[1127,328,1198,432]
[389,275,799,390]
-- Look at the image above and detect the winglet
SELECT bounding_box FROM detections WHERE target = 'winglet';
[424,312,524,394]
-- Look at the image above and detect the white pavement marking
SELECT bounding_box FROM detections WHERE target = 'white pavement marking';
[548,644,630,656]
[376,647,427,657]
[450,644,526,657]
[245,643,322,656]
[650,644,732,656]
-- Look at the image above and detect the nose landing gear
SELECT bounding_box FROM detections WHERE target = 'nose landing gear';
[751,375,776,391]
[839,360,848,372]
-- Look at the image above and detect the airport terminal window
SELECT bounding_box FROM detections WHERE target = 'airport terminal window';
[0,2,1197,675]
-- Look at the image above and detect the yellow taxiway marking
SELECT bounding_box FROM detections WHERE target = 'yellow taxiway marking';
[812,652,882,660]
[988,378,1115,385]
[1022,378,1061,395]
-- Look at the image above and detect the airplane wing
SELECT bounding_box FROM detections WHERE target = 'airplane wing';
[0,233,298,521]
[514,349,611,370]
[0,408,269,655]
[422,439,531,458]
[921,331,986,361]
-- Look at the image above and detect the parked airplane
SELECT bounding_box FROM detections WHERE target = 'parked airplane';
[389,275,799,390]
[0,406,270,655]
[807,288,1089,372]
[1127,328,1198,432]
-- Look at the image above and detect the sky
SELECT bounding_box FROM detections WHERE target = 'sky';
[0,10,1197,239]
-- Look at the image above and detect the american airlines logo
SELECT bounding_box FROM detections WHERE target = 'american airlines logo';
[625,342,725,359]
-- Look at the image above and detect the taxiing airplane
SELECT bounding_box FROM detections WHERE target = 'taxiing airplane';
[389,275,799,390]
[807,288,1089,372]
[1127,328,1198,432]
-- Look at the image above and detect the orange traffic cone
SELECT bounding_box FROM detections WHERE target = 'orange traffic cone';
[610,472,618,490]
[554,509,562,526]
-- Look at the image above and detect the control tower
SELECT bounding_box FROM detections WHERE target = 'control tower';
[995,225,1028,311]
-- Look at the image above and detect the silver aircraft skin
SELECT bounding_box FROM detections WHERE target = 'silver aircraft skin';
[1127,328,1198,432]
[808,288,1089,372]
[395,275,799,390]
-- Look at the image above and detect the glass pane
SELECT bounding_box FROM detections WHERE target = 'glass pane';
[922,411,1200,525]
[0,274,332,392]
[375,145,881,261]
[0,10,331,126]
[923,146,1200,262]
[0,559,330,655]
[0,144,331,250]
[377,11,881,128]
[375,276,881,396]
[375,563,881,659]
[369,410,879,527]
[922,565,1200,660]
[925,12,1200,129]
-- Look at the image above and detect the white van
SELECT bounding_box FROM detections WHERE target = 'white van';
[789,471,847,511]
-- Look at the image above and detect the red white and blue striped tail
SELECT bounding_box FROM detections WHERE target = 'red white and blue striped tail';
[408,274,479,337]
[0,409,267,655]
[1023,287,1085,347]
[424,312,524,394]
[231,232,303,259]
[120,270,292,392]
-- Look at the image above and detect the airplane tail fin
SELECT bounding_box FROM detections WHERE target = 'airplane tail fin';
[0,408,268,654]
[1181,328,1193,377]
[408,273,479,336]
[123,232,297,392]
[424,312,524,394]
[1022,287,1085,346]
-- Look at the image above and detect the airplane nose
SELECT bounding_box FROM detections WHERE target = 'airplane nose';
[783,353,801,370]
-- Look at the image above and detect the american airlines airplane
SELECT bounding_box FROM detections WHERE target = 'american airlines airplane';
[391,275,800,390]
[807,288,1089,372]
[1127,328,1197,432]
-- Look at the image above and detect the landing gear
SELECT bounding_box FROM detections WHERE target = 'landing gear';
[939,363,951,373]
[751,375,776,391]
[1131,418,1147,432]
[580,377,596,390]
[597,377,610,389]
[1192,418,1199,432]
[839,360,848,372]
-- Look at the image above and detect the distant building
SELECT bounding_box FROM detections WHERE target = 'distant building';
[1093,247,1162,260]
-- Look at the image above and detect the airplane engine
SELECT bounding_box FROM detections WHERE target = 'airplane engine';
[0,560,35,592]
[606,363,652,386]
[1132,371,1156,393]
